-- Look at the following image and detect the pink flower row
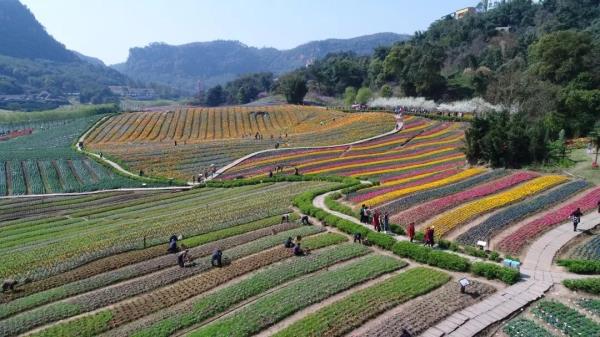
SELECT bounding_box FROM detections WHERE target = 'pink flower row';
[349,168,462,203]
[390,171,539,225]
[497,186,600,254]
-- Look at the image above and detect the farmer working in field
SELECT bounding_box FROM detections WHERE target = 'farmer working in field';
[211,249,223,267]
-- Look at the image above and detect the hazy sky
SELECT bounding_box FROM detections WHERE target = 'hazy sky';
[21,0,476,65]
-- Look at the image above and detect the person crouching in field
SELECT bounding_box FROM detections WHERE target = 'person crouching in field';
[2,278,30,293]
[211,249,223,267]
[177,249,195,268]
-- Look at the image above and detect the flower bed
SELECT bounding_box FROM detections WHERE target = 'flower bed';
[457,180,590,245]
[349,168,461,203]
[358,281,496,337]
[503,318,553,337]
[429,175,568,238]
[390,171,537,225]
[569,235,600,260]
[182,255,405,337]
[577,298,600,317]
[532,301,600,336]
[11,231,340,337]
[377,170,508,217]
[361,168,486,206]
[0,218,297,320]
[272,268,450,337]
[130,243,370,337]
[497,186,600,254]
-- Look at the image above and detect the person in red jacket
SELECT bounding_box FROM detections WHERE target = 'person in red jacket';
[373,210,381,232]
[407,222,416,242]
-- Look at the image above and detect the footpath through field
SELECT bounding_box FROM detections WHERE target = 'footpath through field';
[313,190,600,337]
[75,113,403,186]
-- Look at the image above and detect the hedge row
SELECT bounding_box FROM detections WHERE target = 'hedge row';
[563,278,600,295]
[471,262,521,284]
[295,190,521,284]
[206,174,358,188]
[324,192,359,219]
[558,259,600,275]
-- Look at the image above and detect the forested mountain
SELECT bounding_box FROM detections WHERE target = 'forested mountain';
[213,0,598,168]
[0,0,134,108]
[114,33,410,93]
[0,0,77,62]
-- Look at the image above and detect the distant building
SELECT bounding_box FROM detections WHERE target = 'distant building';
[455,7,477,19]
[109,86,156,100]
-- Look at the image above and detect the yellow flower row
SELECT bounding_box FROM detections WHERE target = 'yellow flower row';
[348,153,466,178]
[431,175,568,237]
[363,167,486,205]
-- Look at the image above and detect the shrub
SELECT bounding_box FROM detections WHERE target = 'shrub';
[471,262,520,284]
[366,232,396,250]
[464,245,488,259]
[557,259,600,274]
[389,224,405,235]
[563,278,600,295]
[391,241,470,272]
[438,240,451,250]
[488,251,500,262]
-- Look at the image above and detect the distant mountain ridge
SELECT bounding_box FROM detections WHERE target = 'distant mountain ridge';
[0,0,133,107]
[114,33,411,93]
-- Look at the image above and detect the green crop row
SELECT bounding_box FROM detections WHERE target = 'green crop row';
[132,243,370,337]
[532,301,600,337]
[187,255,405,337]
[503,318,553,337]
[325,192,359,219]
[577,298,600,317]
[10,229,339,337]
[0,214,293,320]
[563,277,600,295]
[273,267,450,337]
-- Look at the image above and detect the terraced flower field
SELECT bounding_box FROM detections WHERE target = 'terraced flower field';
[0,114,160,195]
[220,116,467,180]
[87,106,395,179]
[3,108,598,337]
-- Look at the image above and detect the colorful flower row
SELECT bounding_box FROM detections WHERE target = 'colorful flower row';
[305,146,459,175]
[378,170,509,217]
[429,175,568,238]
[456,180,590,245]
[390,171,539,225]
[497,186,600,254]
[349,168,462,203]
[361,167,487,206]
[345,152,465,178]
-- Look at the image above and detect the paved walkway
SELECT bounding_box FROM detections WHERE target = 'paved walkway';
[313,191,499,264]
[421,211,600,337]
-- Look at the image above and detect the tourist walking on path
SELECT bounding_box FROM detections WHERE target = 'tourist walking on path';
[571,207,583,232]
[424,227,431,246]
[366,207,373,225]
[407,222,415,242]
[429,226,435,247]
[360,205,367,223]
[373,210,381,232]
[597,199,600,213]
[383,212,390,233]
